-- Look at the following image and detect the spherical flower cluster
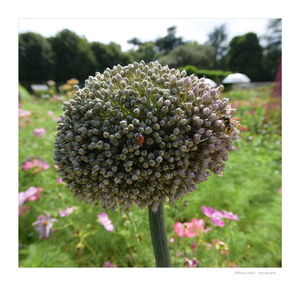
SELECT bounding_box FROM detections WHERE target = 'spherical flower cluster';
[53,60,239,214]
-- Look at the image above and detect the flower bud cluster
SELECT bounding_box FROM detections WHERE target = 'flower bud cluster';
[54,60,238,214]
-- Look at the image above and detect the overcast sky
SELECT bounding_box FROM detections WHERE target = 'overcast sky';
[18,18,271,52]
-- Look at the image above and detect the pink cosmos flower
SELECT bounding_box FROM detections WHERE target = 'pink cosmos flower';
[188,218,211,236]
[201,205,225,227]
[34,128,46,137]
[98,213,114,232]
[220,210,239,221]
[173,218,211,238]
[184,219,204,238]
[32,211,58,239]
[19,187,38,206]
[19,109,32,118]
[26,189,43,202]
[47,110,53,116]
[170,237,175,244]
[173,222,184,236]
[183,257,199,268]
[57,178,64,184]
[22,161,33,171]
[22,159,50,171]
[38,160,50,170]
[201,206,239,227]
[229,262,238,267]
[102,261,116,267]
[58,206,76,217]
[18,186,43,206]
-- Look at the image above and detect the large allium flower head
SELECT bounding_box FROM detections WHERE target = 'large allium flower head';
[53,61,239,214]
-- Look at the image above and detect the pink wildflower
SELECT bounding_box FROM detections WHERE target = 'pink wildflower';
[173,222,184,236]
[37,160,50,170]
[57,178,64,184]
[47,110,53,116]
[229,262,238,267]
[22,159,50,171]
[34,128,46,137]
[19,186,37,206]
[173,218,211,238]
[184,218,209,238]
[18,186,43,206]
[98,213,114,232]
[102,261,116,267]
[58,206,76,217]
[170,237,175,244]
[201,206,239,226]
[26,188,43,202]
[220,210,239,221]
[19,109,32,118]
[183,257,199,268]
[32,211,58,239]
[22,161,33,171]
[201,205,225,227]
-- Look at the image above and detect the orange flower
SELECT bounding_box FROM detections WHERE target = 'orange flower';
[67,78,79,85]
[62,84,72,91]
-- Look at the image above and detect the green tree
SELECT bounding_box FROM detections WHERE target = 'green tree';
[128,41,159,63]
[91,42,133,72]
[206,24,228,70]
[262,19,282,80]
[158,42,215,69]
[48,29,97,83]
[19,32,55,86]
[226,32,263,81]
[155,26,185,55]
[127,37,143,48]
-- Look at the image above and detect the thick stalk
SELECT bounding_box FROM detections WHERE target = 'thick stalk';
[148,203,172,267]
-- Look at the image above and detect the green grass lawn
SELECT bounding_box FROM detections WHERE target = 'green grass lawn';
[18,83,281,267]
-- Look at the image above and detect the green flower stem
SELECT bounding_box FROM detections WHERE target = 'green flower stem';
[148,203,172,267]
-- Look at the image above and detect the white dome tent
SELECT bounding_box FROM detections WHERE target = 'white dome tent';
[203,78,217,87]
[222,73,251,84]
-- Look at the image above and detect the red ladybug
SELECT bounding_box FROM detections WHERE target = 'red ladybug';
[137,134,145,146]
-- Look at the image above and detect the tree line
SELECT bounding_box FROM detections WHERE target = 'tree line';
[19,19,281,89]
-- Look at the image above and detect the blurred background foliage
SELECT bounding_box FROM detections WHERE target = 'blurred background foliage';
[19,19,281,90]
